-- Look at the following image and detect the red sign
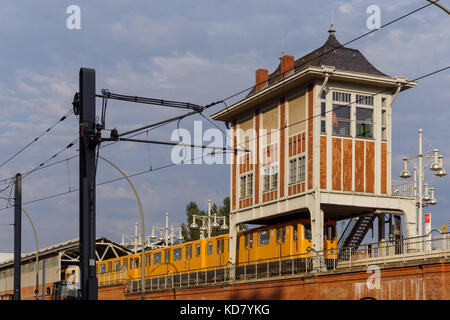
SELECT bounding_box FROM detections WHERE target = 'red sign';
[425,213,431,224]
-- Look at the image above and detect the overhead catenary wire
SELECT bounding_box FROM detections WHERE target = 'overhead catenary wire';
[233,65,450,150]
[0,1,443,213]
[0,108,74,170]
[0,64,448,212]
[0,149,235,211]
[212,1,440,104]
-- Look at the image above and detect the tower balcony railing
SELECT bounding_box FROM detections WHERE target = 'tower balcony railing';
[391,179,415,198]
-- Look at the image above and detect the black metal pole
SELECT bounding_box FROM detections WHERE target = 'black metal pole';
[13,173,22,300]
[79,67,98,300]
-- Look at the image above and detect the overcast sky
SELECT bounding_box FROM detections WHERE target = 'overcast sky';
[0,0,448,253]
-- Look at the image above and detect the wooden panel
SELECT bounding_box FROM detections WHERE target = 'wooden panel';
[332,138,342,191]
[381,142,387,194]
[262,106,278,145]
[320,136,327,189]
[355,140,365,192]
[307,85,313,190]
[280,98,285,198]
[365,141,375,193]
[343,139,353,191]
[288,93,306,135]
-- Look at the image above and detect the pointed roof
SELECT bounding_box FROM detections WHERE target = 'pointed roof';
[249,26,387,96]
[296,25,387,76]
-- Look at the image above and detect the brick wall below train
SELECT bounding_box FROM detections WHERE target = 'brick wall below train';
[108,262,449,300]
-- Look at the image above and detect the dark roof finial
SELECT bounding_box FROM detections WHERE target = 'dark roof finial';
[328,24,336,36]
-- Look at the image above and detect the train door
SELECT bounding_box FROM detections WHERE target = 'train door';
[275,226,289,258]
[216,237,226,267]
[164,249,171,273]
[303,223,313,256]
[292,223,299,256]
[185,245,192,272]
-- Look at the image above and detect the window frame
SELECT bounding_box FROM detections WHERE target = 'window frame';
[355,106,374,139]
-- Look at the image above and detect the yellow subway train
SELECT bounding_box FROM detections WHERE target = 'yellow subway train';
[93,218,337,286]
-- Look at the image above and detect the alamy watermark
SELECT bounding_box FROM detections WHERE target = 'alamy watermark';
[366,5,381,30]
[66,5,81,30]
[170,121,279,175]
[366,265,381,290]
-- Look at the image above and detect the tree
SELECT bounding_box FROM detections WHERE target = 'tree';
[180,201,205,242]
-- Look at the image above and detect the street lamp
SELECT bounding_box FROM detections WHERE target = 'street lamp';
[151,212,184,247]
[190,200,229,239]
[399,129,446,245]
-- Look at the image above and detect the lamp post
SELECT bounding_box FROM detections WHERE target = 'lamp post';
[1,196,39,300]
[150,212,184,246]
[190,200,229,239]
[97,155,145,300]
[400,129,446,249]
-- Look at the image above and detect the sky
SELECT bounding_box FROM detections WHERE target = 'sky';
[0,0,448,253]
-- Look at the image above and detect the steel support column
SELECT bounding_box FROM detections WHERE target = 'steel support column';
[78,67,98,300]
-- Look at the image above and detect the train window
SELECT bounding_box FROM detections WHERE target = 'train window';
[99,264,105,274]
[196,244,201,257]
[236,236,240,251]
[207,242,213,255]
[123,259,128,269]
[257,230,270,246]
[244,235,249,249]
[293,225,298,241]
[134,258,139,268]
[108,262,112,272]
[276,228,281,243]
[282,227,286,243]
[174,248,182,261]
[114,261,121,271]
[304,224,312,240]
[327,225,335,241]
[153,252,161,264]
[129,258,133,269]
[145,254,151,266]
[249,234,253,248]
[216,239,224,254]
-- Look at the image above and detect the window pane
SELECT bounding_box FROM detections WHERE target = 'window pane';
[240,176,246,198]
[289,159,297,184]
[271,165,278,189]
[298,156,306,182]
[356,108,373,138]
[207,242,213,255]
[153,252,161,264]
[247,174,253,196]
[333,105,350,119]
[304,224,312,240]
[321,102,326,117]
[356,107,373,122]
[356,123,373,138]
[257,230,270,246]
[196,244,201,257]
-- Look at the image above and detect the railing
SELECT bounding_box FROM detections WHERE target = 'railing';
[391,180,415,198]
[97,269,127,287]
[122,232,449,294]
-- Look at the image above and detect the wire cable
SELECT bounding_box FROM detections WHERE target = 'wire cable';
[212,1,440,105]
[0,108,73,169]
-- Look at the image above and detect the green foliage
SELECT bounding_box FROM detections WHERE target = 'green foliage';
[181,197,231,242]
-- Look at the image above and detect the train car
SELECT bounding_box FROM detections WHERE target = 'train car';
[235,218,337,278]
[95,218,337,287]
